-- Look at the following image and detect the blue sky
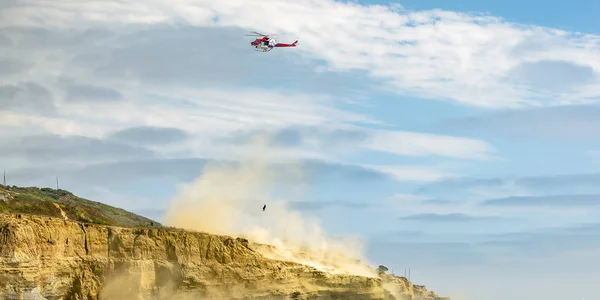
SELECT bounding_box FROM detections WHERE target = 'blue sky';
[1,0,600,299]
[369,0,600,31]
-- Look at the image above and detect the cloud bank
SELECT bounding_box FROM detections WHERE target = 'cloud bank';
[3,0,600,109]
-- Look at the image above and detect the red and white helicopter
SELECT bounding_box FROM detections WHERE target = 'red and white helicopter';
[247,31,298,52]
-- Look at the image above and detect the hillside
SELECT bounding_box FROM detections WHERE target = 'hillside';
[0,185,160,228]
[0,186,450,300]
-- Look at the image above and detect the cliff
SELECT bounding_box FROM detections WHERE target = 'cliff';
[0,213,450,300]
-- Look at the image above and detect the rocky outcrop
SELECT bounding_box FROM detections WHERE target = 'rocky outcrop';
[0,213,449,300]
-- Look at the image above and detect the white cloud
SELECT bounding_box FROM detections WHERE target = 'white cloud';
[1,0,500,184]
[0,76,496,163]
[361,164,457,182]
[388,193,432,202]
[0,110,103,136]
[3,0,600,108]
[362,129,496,160]
[56,86,374,136]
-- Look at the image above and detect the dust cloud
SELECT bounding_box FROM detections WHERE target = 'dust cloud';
[162,134,377,278]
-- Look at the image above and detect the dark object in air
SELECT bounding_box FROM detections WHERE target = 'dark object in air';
[262,204,266,211]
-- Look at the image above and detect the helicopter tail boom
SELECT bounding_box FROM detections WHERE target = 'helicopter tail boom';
[274,40,298,47]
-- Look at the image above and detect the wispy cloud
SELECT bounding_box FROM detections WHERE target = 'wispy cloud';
[218,125,496,162]
[3,0,600,108]
[399,213,507,222]
[64,84,122,103]
[371,222,600,272]
[481,194,600,207]
[361,165,457,182]
[362,130,497,160]
[1,2,505,178]
[0,133,157,169]
[0,82,56,115]
[387,194,432,202]
[476,223,600,263]
[417,173,600,196]
[107,126,190,146]
[1,152,400,191]
[287,200,369,211]
[442,104,600,140]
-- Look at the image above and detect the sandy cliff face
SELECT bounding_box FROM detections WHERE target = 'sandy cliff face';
[0,213,449,300]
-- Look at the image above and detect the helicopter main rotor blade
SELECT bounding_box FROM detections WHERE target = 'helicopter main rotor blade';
[246,31,277,37]
[251,31,269,36]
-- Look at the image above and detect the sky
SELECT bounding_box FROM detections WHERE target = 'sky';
[1,0,600,299]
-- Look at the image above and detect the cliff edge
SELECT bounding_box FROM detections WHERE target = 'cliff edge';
[0,186,450,300]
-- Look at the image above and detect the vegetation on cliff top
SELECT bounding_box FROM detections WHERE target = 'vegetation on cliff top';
[0,184,160,228]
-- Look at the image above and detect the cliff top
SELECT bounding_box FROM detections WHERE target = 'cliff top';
[0,184,160,228]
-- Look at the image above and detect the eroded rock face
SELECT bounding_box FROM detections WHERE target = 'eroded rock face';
[0,214,449,300]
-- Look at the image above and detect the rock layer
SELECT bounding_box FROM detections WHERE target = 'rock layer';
[0,213,449,300]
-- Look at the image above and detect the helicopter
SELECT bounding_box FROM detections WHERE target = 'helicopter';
[247,31,298,52]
